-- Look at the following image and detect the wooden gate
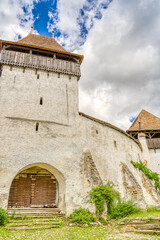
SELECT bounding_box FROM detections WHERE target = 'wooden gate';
[8,167,57,208]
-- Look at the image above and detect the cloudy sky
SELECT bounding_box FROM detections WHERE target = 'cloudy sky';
[1,0,160,130]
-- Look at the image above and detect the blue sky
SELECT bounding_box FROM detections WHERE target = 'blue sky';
[1,0,160,129]
[32,0,56,38]
[31,0,112,50]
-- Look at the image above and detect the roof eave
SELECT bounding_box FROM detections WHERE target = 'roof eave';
[0,40,84,63]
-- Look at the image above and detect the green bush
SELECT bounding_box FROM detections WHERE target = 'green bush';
[89,183,120,216]
[131,161,160,193]
[0,208,9,226]
[109,201,140,219]
[69,208,96,224]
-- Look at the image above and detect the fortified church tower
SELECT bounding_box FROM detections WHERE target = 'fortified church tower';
[0,28,83,213]
[0,27,83,126]
[0,28,159,215]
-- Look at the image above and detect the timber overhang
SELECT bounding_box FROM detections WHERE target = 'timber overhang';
[0,40,84,63]
[0,49,81,77]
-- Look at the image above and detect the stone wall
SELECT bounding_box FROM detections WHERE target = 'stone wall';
[0,65,159,215]
[149,149,160,174]
[0,65,78,125]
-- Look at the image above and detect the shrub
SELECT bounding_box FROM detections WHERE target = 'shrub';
[109,201,140,219]
[131,161,160,193]
[69,208,96,224]
[0,208,9,226]
[89,183,120,216]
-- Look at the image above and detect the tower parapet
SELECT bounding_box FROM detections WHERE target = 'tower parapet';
[0,31,83,78]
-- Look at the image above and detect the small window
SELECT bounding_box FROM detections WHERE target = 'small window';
[96,130,98,134]
[114,140,117,150]
[58,73,60,78]
[10,66,12,71]
[37,74,40,79]
[35,122,39,131]
[40,97,43,105]
[47,72,49,77]
[23,67,25,73]
[69,75,71,80]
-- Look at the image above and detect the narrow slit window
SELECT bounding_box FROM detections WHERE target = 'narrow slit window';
[58,73,60,78]
[69,75,71,80]
[40,97,43,105]
[37,74,39,79]
[35,123,39,131]
[114,140,117,150]
[10,66,12,71]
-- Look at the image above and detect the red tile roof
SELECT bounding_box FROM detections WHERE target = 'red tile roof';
[17,33,67,53]
[127,109,160,132]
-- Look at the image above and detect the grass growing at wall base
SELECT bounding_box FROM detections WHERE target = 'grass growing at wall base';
[131,160,160,193]
[0,209,9,226]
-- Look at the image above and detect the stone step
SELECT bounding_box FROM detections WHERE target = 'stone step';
[121,217,160,234]
[9,212,63,215]
[135,230,160,234]
[123,217,160,222]
[6,225,59,231]
[9,218,60,223]
[7,222,60,227]
[135,224,160,230]
[120,221,146,225]
[8,208,60,213]
[11,215,64,219]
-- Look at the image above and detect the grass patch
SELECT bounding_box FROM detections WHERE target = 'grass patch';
[0,225,160,240]
[124,207,160,219]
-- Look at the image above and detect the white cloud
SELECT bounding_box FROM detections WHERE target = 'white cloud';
[47,0,110,51]
[79,0,160,129]
[0,0,38,41]
[1,0,160,131]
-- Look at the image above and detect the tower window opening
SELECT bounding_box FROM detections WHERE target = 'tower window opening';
[10,66,12,71]
[40,97,43,105]
[114,140,117,150]
[37,74,39,79]
[58,73,60,78]
[35,123,39,131]
[69,75,71,80]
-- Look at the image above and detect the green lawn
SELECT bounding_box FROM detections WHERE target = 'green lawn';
[124,208,160,219]
[0,225,160,240]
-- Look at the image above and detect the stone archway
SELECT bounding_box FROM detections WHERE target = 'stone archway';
[8,164,65,210]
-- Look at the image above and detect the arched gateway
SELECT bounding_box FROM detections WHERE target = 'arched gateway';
[8,166,58,208]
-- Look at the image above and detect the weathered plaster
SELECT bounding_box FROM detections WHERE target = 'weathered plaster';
[0,65,159,215]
